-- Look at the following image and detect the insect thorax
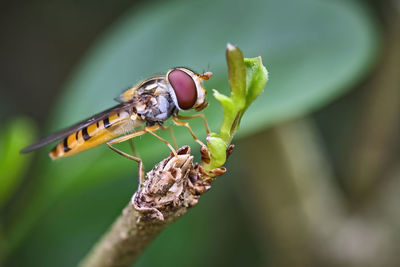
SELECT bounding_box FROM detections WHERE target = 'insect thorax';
[133,78,176,125]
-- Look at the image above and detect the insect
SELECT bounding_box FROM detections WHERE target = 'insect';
[21,67,212,182]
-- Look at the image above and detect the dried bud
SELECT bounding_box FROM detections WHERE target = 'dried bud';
[132,146,215,221]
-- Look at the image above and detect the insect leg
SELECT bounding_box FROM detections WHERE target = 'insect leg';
[160,125,178,149]
[145,125,177,156]
[128,139,139,158]
[176,113,210,135]
[172,116,206,147]
[107,129,147,185]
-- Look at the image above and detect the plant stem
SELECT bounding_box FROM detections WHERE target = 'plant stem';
[80,146,215,267]
[80,204,167,267]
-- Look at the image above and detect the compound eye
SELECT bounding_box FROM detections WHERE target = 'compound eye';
[168,69,197,110]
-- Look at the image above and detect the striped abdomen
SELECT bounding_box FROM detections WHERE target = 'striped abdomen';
[50,110,143,159]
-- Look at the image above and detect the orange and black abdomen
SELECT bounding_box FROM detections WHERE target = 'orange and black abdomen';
[50,110,140,159]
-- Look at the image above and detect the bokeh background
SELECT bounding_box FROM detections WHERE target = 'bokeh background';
[1,0,399,266]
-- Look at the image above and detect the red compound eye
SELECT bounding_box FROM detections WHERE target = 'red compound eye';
[168,69,197,110]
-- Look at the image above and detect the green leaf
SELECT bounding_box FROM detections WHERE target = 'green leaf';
[226,43,246,110]
[244,57,268,109]
[213,89,236,142]
[0,118,36,208]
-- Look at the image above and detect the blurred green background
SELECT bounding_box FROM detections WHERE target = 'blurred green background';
[1,0,399,266]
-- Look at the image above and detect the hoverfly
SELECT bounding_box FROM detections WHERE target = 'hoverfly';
[21,67,212,181]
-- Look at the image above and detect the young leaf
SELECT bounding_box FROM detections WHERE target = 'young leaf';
[226,43,246,110]
[213,90,236,142]
[244,57,268,109]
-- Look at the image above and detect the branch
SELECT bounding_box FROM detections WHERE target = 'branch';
[79,146,218,267]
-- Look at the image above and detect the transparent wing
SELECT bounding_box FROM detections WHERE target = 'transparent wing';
[20,103,133,153]
[115,76,165,103]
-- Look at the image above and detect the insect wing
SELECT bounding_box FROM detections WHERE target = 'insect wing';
[20,103,132,153]
[115,76,165,103]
